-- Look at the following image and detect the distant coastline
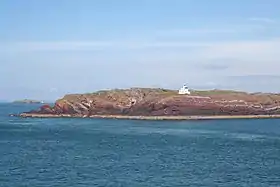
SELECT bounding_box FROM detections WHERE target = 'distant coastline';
[13,99,44,104]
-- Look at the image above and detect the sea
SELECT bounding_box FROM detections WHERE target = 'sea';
[0,103,280,187]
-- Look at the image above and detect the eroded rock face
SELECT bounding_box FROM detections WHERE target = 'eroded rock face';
[37,105,55,114]
[25,88,280,116]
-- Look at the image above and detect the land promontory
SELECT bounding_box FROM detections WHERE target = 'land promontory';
[13,99,44,104]
[18,88,280,120]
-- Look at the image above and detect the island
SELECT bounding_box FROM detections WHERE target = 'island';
[13,99,44,104]
[17,87,280,120]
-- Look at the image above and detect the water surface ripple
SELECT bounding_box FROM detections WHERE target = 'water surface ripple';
[0,103,280,186]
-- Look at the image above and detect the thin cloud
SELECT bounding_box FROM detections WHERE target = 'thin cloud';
[201,64,230,71]
[157,28,238,35]
[197,38,280,60]
[2,38,280,94]
[223,75,280,93]
[228,75,280,80]
[156,23,268,36]
[1,38,280,59]
[1,22,271,52]
[1,41,213,52]
[248,17,276,23]
[0,38,279,60]
[11,41,115,51]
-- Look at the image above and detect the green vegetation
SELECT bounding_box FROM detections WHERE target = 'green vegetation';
[191,89,247,96]
[60,88,280,104]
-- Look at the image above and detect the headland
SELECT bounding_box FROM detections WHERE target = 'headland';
[15,87,280,120]
[13,99,44,104]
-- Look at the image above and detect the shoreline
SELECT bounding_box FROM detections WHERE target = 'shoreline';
[15,113,280,121]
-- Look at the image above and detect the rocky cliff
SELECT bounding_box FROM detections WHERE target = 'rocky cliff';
[22,88,280,117]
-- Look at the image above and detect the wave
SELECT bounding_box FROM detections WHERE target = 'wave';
[94,125,280,142]
[224,132,280,142]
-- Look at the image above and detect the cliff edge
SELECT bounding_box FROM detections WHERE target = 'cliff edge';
[19,88,280,119]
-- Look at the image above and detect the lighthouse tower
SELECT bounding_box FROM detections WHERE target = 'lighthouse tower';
[178,84,190,95]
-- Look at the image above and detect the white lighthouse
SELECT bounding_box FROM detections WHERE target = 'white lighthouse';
[178,84,190,95]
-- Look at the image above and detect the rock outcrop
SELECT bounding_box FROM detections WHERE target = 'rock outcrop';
[20,88,280,118]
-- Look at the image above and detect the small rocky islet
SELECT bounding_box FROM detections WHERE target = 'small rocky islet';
[17,87,280,120]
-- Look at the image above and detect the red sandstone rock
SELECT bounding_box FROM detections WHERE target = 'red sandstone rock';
[23,88,280,117]
[37,104,54,114]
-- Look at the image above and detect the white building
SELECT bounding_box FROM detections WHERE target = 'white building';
[178,84,190,95]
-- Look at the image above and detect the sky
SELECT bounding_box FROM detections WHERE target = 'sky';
[1,0,280,101]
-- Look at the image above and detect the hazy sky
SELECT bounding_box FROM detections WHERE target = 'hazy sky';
[1,0,280,101]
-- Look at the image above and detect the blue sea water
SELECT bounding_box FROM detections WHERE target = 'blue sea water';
[0,103,280,187]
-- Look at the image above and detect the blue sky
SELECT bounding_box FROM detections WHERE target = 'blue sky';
[1,0,280,101]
